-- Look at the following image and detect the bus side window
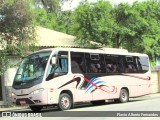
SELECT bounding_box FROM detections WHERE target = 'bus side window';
[105,55,121,73]
[86,54,106,73]
[136,56,149,73]
[71,61,82,73]
[90,62,98,73]
[59,58,68,73]
[71,52,85,73]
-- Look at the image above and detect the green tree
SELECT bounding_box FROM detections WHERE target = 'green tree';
[131,1,160,59]
[32,0,74,34]
[111,3,135,48]
[0,0,36,75]
[33,7,74,34]
[56,10,74,34]
[112,1,160,59]
[33,8,57,29]
[73,0,114,47]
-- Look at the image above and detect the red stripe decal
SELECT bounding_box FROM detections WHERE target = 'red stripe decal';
[73,75,117,94]
[124,74,150,81]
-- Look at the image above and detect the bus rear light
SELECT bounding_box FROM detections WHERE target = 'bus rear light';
[50,88,54,92]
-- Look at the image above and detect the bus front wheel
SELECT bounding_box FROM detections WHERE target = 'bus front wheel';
[57,93,72,111]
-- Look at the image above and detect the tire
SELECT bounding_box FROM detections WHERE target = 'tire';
[114,89,129,103]
[119,89,129,103]
[29,105,43,112]
[91,100,105,105]
[57,93,72,111]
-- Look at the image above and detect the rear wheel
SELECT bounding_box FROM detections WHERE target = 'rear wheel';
[115,89,129,103]
[57,93,72,111]
[91,100,105,105]
[29,105,43,112]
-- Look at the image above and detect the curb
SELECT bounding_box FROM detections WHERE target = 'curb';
[146,93,160,97]
[0,106,28,112]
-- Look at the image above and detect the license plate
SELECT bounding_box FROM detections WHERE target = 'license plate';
[19,100,26,105]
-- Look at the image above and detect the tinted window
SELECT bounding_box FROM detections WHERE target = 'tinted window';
[14,51,51,81]
[104,55,149,73]
[56,51,68,73]
[105,55,121,73]
[86,53,106,73]
[71,52,85,73]
[124,56,138,73]
[71,52,149,74]
[46,51,68,81]
[135,56,149,73]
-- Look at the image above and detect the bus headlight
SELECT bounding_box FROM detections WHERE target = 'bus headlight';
[30,88,44,95]
[11,92,16,97]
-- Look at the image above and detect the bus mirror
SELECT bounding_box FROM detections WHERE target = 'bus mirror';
[51,57,56,65]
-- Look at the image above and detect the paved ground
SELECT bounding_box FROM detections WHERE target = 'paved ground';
[0,93,159,112]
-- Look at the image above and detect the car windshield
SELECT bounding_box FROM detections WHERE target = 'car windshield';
[14,51,51,82]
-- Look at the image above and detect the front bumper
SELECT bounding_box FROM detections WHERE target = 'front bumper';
[12,89,48,106]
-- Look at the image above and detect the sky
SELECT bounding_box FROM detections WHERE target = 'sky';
[62,0,147,10]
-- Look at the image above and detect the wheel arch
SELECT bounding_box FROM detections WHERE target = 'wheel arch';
[60,90,73,102]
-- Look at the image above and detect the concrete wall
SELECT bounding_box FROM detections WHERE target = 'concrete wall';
[151,71,159,93]
[157,71,160,93]
[1,56,20,106]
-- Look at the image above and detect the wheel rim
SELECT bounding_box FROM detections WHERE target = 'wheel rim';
[121,91,127,101]
[61,96,70,109]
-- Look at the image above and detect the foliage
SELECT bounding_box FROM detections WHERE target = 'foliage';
[33,8,57,29]
[72,0,160,60]
[56,10,74,34]
[150,61,156,68]
[0,0,36,75]
[112,1,160,59]
[32,0,160,60]
[73,0,114,47]
[111,3,136,48]
[0,50,9,75]
[32,0,74,34]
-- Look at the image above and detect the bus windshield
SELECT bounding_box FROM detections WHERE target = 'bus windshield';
[13,51,51,89]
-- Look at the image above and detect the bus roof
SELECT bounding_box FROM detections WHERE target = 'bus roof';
[35,48,148,57]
